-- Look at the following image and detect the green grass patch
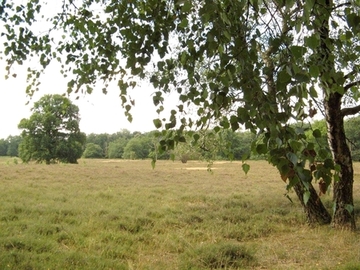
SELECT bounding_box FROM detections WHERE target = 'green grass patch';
[1,158,360,269]
[180,242,256,269]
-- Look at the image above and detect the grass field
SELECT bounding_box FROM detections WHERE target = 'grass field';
[1,157,360,269]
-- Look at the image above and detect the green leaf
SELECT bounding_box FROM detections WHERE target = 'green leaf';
[278,70,292,83]
[110,26,117,34]
[284,193,294,203]
[309,65,320,77]
[289,140,302,151]
[286,152,298,165]
[346,13,360,33]
[153,119,162,129]
[312,129,321,138]
[318,149,329,159]
[242,163,250,175]
[290,46,306,60]
[193,133,200,142]
[178,136,186,142]
[334,164,341,172]
[305,34,320,50]
[256,144,267,155]
[179,18,188,28]
[303,191,310,205]
[294,73,310,83]
[241,153,249,162]
[323,158,334,169]
[309,86,318,98]
[181,1,192,12]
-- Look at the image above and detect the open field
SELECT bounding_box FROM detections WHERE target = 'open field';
[1,157,360,269]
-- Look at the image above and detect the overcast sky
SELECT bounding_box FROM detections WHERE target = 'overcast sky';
[0,2,186,139]
[0,1,184,139]
[0,59,179,139]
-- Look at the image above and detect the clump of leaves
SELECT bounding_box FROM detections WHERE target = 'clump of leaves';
[180,242,256,269]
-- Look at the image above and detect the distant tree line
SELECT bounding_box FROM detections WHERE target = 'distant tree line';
[0,135,22,157]
[83,129,254,161]
[0,129,253,162]
[2,116,360,162]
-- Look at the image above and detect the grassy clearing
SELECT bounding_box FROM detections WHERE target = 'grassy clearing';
[1,157,360,269]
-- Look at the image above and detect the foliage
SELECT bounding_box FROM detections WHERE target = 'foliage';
[0,136,23,157]
[123,134,154,159]
[0,139,7,156]
[18,94,86,164]
[303,119,330,162]
[85,129,135,158]
[171,129,255,162]
[85,133,110,157]
[219,130,254,160]
[82,143,104,158]
[107,138,128,159]
[5,135,22,157]
[3,0,360,227]
[171,138,202,163]
[345,116,360,161]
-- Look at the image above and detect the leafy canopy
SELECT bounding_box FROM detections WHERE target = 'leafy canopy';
[2,1,360,186]
[18,94,86,164]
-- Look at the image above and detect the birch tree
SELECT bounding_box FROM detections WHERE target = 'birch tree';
[2,0,360,228]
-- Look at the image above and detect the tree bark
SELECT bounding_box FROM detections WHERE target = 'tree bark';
[315,0,356,230]
[325,93,356,230]
[293,181,331,225]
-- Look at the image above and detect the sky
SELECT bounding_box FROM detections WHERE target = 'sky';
[0,1,183,140]
[0,60,178,139]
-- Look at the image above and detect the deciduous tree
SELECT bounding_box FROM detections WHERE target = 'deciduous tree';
[5,135,22,157]
[108,138,128,159]
[18,94,86,164]
[123,134,154,159]
[83,143,104,158]
[2,0,360,229]
[0,139,8,156]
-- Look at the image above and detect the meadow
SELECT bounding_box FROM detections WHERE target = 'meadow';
[1,157,360,269]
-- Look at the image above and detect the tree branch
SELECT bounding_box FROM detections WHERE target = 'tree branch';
[341,105,360,117]
[344,80,360,91]
[332,2,351,10]
[344,70,357,80]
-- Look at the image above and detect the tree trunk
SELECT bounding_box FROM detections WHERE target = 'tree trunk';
[313,0,356,230]
[293,181,331,225]
[325,93,356,230]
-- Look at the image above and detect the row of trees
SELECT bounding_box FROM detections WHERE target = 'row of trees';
[3,116,360,163]
[0,128,254,162]
[0,135,22,157]
[0,94,253,162]
[43,116,360,162]
[83,129,254,161]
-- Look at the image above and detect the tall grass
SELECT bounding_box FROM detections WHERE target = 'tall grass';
[1,157,360,269]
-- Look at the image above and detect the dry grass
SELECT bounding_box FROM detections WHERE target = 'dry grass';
[1,157,360,269]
